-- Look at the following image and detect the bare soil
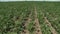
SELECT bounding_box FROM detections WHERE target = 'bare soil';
[42,11,58,34]
[21,11,32,34]
[33,7,42,34]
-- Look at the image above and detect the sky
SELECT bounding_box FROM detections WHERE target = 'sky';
[0,0,60,1]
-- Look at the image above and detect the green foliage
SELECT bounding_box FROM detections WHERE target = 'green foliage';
[0,2,60,34]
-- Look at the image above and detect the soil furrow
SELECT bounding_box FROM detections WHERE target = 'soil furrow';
[33,7,42,34]
[41,11,57,34]
[21,12,32,34]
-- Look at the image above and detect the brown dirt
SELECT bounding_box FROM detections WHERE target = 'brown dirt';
[44,17,57,34]
[41,11,58,34]
[33,7,42,34]
[21,12,32,34]
[21,30,29,34]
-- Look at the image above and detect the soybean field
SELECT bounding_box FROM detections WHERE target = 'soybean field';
[0,2,60,34]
